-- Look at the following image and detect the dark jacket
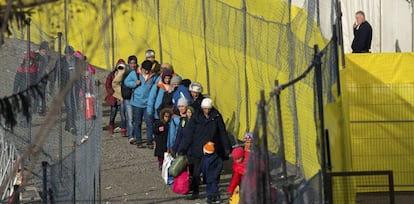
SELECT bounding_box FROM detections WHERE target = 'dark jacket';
[351,21,372,53]
[34,52,49,81]
[49,55,83,98]
[199,153,223,184]
[121,69,133,100]
[183,108,231,160]
[153,120,169,157]
[172,117,189,155]
[13,52,40,94]
[190,94,204,113]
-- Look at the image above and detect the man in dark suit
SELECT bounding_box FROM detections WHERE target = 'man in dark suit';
[351,11,372,53]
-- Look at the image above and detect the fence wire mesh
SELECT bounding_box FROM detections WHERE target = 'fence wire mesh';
[240,38,339,203]
[0,36,102,203]
[327,171,394,204]
[348,83,414,190]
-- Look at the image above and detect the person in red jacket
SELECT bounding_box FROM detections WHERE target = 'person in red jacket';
[105,59,126,134]
[228,147,247,196]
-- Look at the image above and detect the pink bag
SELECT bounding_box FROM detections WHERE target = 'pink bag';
[172,169,189,194]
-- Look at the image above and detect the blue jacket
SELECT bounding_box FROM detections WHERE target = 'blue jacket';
[124,70,157,108]
[167,115,181,150]
[172,85,192,107]
[147,77,170,119]
[199,153,223,184]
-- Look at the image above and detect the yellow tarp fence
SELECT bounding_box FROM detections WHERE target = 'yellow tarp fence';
[327,52,414,203]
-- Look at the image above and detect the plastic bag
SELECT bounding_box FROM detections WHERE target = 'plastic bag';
[162,152,174,185]
[172,169,190,194]
[229,185,240,204]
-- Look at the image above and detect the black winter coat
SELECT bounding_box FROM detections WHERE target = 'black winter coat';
[153,120,169,157]
[190,94,204,113]
[183,108,231,160]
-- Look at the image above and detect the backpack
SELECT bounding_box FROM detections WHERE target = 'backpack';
[121,70,133,99]
[157,90,174,115]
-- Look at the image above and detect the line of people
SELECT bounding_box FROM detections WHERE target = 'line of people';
[105,50,239,203]
[13,42,96,136]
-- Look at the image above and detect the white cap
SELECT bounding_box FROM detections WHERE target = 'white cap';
[189,82,203,93]
[177,97,188,107]
[145,49,155,58]
[201,98,213,109]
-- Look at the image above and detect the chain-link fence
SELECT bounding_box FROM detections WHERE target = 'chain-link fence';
[0,32,102,202]
[239,38,339,203]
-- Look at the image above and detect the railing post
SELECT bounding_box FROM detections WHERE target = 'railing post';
[388,171,395,204]
[273,80,290,203]
[57,32,63,181]
[41,161,48,204]
[313,44,328,203]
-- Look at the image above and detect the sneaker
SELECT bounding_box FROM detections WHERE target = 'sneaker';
[128,138,136,144]
[69,128,77,135]
[137,144,145,148]
[114,127,121,133]
[213,195,221,203]
[147,144,154,149]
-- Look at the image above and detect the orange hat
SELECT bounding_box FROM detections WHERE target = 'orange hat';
[203,141,215,154]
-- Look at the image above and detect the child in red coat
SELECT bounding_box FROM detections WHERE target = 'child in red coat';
[228,147,247,196]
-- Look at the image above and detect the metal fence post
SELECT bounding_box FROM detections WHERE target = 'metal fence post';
[332,25,341,97]
[41,161,48,204]
[259,90,272,203]
[388,172,395,204]
[57,32,63,181]
[48,188,54,204]
[274,80,290,203]
[25,18,32,153]
[313,44,328,203]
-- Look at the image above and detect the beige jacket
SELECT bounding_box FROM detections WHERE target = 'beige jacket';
[112,69,125,101]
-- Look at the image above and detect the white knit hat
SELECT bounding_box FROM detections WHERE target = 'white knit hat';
[177,97,188,107]
[201,98,213,109]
